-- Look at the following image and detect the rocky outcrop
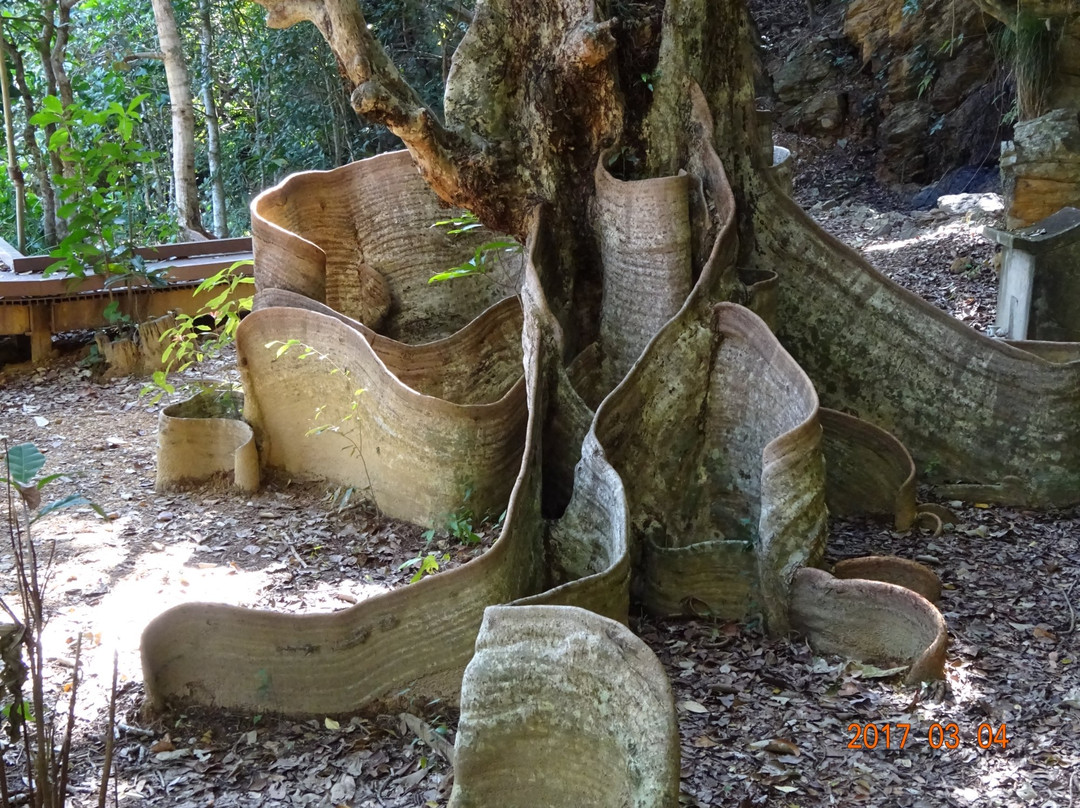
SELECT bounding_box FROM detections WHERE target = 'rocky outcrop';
[758,0,1008,184]
[772,37,849,136]
[847,0,1006,183]
[1001,109,1080,228]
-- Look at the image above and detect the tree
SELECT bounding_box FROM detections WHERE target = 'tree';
[196,0,227,237]
[141,0,1080,801]
[149,0,206,237]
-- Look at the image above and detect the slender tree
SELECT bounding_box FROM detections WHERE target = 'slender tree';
[197,0,227,237]
[150,0,206,238]
[0,15,27,252]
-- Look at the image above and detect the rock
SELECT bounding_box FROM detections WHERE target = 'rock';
[773,38,838,106]
[839,0,1005,181]
[1003,108,1080,228]
[936,193,1003,217]
[878,100,931,182]
[778,90,848,136]
[929,46,989,114]
[910,166,1000,210]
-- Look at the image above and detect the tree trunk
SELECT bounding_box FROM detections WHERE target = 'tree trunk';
[197,0,228,237]
[142,0,1080,801]
[0,17,27,253]
[6,38,58,246]
[150,0,207,238]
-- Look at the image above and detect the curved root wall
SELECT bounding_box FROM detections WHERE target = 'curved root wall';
[146,149,975,802]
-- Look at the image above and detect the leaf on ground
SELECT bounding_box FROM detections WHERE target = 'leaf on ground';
[847,662,907,679]
[678,700,710,714]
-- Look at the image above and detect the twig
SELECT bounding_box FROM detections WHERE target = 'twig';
[399,713,455,764]
[97,651,118,808]
[1063,579,1076,636]
[283,540,308,569]
[116,722,155,739]
[57,633,82,805]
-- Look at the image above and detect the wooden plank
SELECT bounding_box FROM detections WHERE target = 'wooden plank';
[0,303,31,336]
[0,235,23,271]
[5,236,253,274]
[0,251,253,298]
[136,236,253,261]
[1,281,249,349]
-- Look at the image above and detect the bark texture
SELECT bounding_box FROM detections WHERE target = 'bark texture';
[151,0,206,237]
[142,0,1080,797]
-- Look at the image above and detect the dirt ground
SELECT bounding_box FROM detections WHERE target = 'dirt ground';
[1,168,1079,806]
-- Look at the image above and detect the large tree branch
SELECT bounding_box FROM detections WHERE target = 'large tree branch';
[254,0,475,210]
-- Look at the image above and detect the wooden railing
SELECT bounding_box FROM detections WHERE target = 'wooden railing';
[0,237,254,364]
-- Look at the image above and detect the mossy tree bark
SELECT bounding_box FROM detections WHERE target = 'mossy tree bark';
[143,0,1080,801]
[251,0,1080,505]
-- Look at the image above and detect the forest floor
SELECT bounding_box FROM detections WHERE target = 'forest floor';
[1,160,1079,807]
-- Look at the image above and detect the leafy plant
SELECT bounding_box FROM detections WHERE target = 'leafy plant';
[266,339,378,513]
[29,94,164,280]
[0,440,108,808]
[142,258,255,401]
[421,488,506,546]
[428,212,521,283]
[397,552,449,583]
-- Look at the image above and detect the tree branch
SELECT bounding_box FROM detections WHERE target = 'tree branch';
[253,0,475,208]
[123,51,165,62]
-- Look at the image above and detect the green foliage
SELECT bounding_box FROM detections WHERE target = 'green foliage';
[2,442,104,524]
[142,259,254,401]
[1,436,104,803]
[29,94,166,278]
[398,552,449,583]
[428,212,521,283]
[917,70,936,98]
[421,488,506,546]
[1011,13,1061,120]
[266,339,378,512]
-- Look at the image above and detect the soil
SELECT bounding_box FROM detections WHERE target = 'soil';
[1,107,1077,808]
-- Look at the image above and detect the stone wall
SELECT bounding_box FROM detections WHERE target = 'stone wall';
[1002,109,1080,228]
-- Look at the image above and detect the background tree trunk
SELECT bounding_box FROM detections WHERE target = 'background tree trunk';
[7,39,58,246]
[0,16,27,253]
[150,0,207,238]
[197,0,228,237]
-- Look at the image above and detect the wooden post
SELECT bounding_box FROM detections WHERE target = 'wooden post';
[28,303,53,364]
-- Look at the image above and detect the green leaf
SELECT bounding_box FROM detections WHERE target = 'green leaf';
[5,443,45,486]
[35,473,65,489]
[32,493,91,522]
[127,94,150,115]
[48,128,71,150]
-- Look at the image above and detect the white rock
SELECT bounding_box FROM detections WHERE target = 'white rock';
[936,193,1004,216]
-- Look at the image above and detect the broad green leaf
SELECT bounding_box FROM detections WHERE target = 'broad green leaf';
[35,473,65,489]
[127,94,150,115]
[32,493,89,521]
[48,128,70,150]
[5,443,45,486]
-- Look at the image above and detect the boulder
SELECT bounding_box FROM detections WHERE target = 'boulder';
[841,0,1006,180]
[910,165,1000,209]
[773,38,838,106]
[878,100,931,182]
[778,90,848,136]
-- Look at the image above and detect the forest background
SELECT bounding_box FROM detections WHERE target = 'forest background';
[0,0,463,256]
